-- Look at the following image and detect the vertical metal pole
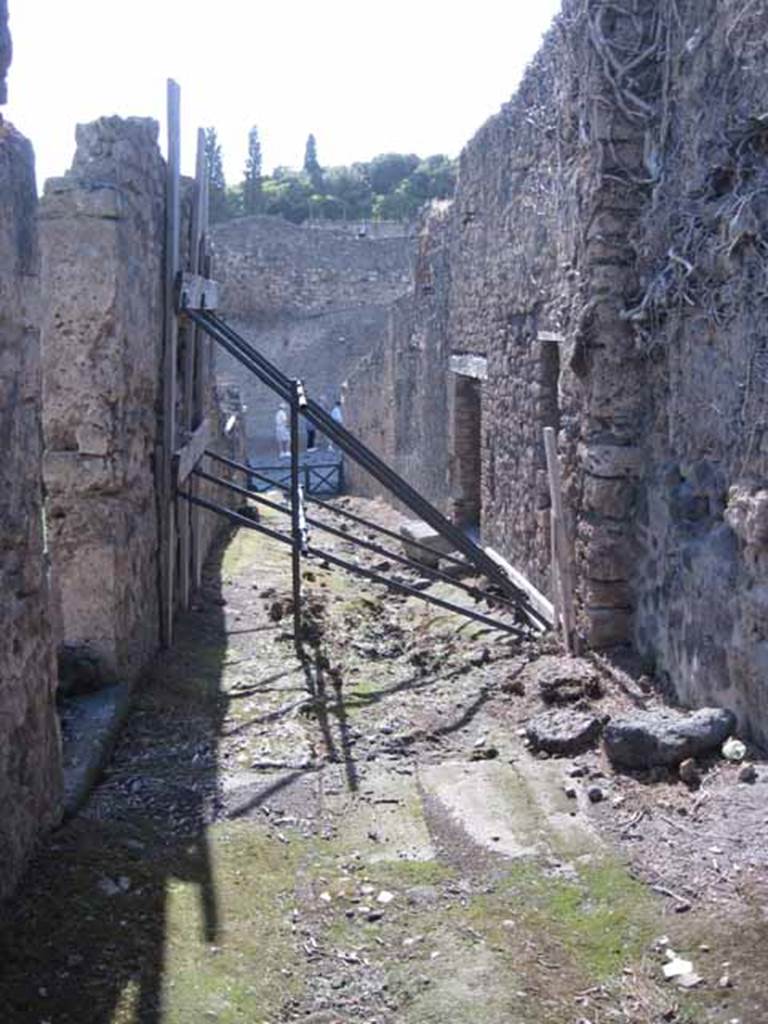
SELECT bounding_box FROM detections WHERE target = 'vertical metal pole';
[290,380,302,651]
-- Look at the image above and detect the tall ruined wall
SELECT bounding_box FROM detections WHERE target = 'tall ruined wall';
[211,216,414,455]
[0,16,62,901]
[629,0,768,736]
[345,204,452,507]
[41,118,166,681]
[452,30,583,595]
[40,117,245,682]
[346,0,768,742]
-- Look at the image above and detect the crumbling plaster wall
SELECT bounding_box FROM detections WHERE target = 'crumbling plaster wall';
[211,216,414,456]
[0,14,62,902]
[345,0,768,741]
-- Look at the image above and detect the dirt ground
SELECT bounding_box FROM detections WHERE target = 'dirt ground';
[1,493,766,1024]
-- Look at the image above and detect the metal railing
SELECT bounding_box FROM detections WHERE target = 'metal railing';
[246,460,343,496]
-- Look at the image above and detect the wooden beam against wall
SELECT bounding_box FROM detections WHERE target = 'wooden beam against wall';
[175,418,212,486]
[543,426,576,654]
[160,78,181,646]
[192,128,209,592]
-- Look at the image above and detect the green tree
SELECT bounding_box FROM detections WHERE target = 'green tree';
[204,127,230,223]
[407,154,456,201]
[262,173,313,224]
[323,165,373,220]
[242,125,263,215]
[372,182,422,222]
[368,152,419,195]
[303,133,323,191]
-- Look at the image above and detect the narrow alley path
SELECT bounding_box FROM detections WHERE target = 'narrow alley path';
[1,497,766,1024]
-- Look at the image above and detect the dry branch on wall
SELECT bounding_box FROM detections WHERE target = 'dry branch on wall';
[585,0,663,125]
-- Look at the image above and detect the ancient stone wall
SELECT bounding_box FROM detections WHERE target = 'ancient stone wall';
[344,0,768,742]
[41,118,167,682]
[40,117,245,683]
[345,203,452,507]
[211,215,414,456]
[628,0,768,738]
[0,15,63,901]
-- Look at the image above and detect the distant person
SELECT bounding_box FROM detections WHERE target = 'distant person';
[275,402,290,458]
[328,396,343,452]
[306,418,317,453]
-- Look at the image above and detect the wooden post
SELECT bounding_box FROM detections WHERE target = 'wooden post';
[188,128,206,596]
[160,78,181,646]
[193,159,212,592]
[543,426,576,654]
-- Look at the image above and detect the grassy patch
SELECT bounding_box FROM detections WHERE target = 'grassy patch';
[0,819,306,1024]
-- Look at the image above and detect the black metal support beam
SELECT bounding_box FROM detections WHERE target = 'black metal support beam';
[178,491,524,637]
[204,448,473,572]
[193,466,523,615]
[187,309,548,632]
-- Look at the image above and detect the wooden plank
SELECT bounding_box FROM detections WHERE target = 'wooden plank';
[483,546,553,632]
[161,78,181,646]
[543,426,576,653]
[193,136,211,592]
[189,129,206,599]
[175,417,212,485]
[537,331,565,344]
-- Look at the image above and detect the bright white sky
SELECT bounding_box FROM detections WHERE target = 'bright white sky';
[6,0,561,189]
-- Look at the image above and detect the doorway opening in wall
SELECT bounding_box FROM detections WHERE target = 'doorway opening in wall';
[451,373,483,540]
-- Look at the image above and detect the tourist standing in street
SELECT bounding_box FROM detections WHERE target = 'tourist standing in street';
[327,395,343,452]
[275,402,290,458]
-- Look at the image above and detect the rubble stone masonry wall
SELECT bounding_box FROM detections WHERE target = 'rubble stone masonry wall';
[345,0,768,743]
[41,118,167,681]
[345,203,452,506]
[40,117,245,683]
[211,216,414,456]
[0,31,63,899]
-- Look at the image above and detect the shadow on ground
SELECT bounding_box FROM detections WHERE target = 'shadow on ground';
[0,528,288,1024]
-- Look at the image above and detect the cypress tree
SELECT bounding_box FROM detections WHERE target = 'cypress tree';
[243,125,263,216]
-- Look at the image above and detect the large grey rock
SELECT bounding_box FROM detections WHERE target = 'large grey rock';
[603,707,737,769]
[526,709,603,756]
